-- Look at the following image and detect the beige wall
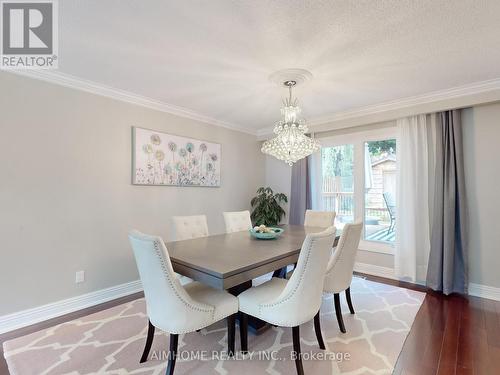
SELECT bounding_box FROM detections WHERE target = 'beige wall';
[0,72,265,315]
[355,250,394,268]
[264,156,292,224]
[463,103,500,288]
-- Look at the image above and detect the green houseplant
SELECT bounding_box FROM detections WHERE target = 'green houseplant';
[250,187,288,226]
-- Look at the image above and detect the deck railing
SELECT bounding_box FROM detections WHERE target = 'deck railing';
[321,175,390,222]
[321,192,354,216]
[320,192,391,222]
[321,176,354,216]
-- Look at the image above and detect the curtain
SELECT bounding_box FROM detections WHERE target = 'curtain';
[289,156,312,225]
[426,110,468,295]
[395,114,436,283]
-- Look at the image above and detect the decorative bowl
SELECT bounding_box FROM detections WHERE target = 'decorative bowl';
[249,227,284,240]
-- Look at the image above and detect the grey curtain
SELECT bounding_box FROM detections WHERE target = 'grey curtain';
[426,110,468,295]
[289,156,312,225]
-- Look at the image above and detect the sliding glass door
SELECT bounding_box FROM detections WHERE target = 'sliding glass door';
[312,127,398,254]
[364,139,397,243]
[320,144,354,230]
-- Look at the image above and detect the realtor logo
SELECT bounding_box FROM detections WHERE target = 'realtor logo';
[1,0,58,69]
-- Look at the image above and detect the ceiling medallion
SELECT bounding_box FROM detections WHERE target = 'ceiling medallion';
[268,68,313,86]
[262,70,320,166]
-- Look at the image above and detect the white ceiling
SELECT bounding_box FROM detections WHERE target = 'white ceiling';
[57,0,500,133]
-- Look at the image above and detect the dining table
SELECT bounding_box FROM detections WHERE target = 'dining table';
[166,224,340,334]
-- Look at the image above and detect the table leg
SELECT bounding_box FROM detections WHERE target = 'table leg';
[272,266,288,279]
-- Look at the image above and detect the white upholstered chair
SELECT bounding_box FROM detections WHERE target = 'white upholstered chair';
[129,230,239,375]
[283,210,337,279]
[304,209,336,228]
[172,215,209,241]
[322,222,363,333]
[222,210,252,233]
[238,227,336,375]
[172,215,210,286]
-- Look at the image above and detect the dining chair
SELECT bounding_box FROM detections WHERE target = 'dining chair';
[172,214,209,241]
[238,226,336,375]
[304,209,336,228]
[281,209,337,280]
[322,222,363,333]
[172,215,210,286]
[222,210,252,233]
[129,230,239,375]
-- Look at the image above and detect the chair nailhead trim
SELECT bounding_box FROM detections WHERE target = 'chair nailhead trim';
[152,240,214,317]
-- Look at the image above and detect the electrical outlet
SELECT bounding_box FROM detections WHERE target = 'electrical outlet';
[75,270,85,284]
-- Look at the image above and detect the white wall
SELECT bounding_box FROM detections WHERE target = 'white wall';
[0,72,265,315]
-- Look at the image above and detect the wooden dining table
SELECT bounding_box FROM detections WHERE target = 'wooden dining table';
[166,224,340,333]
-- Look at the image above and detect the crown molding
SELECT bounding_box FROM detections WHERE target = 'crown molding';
[9,70,500,139]
[308,78,500,126]
[8,70,257,136]
[257,78,500,138]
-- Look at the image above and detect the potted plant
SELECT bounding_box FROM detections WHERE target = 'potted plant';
[250,187,288,226]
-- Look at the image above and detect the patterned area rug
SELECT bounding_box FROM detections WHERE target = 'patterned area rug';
[3,278,425,375]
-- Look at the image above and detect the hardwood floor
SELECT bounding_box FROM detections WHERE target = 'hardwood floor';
[360,274,500,375]
[1,276,498,375]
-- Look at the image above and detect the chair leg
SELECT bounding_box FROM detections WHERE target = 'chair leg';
[313,311,326,350]
[334,293,346,333]
[140,320,155,363]
[239,312,248,354]
[288,263,298,279]
[227,314,235,357]
[292,326,304,375]
[166,334,178,375]
[345,287,355,314]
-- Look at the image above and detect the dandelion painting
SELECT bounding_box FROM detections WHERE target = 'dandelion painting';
[132,127,221,186]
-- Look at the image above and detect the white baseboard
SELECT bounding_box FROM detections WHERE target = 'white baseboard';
[354,262,500,302]
[354,262,398,280]
[0,280,142,334]
[468,283,500,302]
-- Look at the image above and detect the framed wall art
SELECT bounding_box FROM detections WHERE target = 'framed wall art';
[132,127,221,187]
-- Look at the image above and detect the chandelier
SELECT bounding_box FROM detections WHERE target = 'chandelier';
[261,80,320,165]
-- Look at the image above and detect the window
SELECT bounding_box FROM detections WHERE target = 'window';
[312,127,398,254]
[321,145,354,230]
[364,139,397,243]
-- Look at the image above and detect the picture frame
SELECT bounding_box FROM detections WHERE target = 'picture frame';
[132,126,221,187]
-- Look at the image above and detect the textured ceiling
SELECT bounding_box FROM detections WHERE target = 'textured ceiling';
[58,0,500,131]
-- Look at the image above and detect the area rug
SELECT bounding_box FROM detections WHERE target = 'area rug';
[3,277,425,375]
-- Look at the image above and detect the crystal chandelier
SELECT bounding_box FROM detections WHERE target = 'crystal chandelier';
[261,80,320,166]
